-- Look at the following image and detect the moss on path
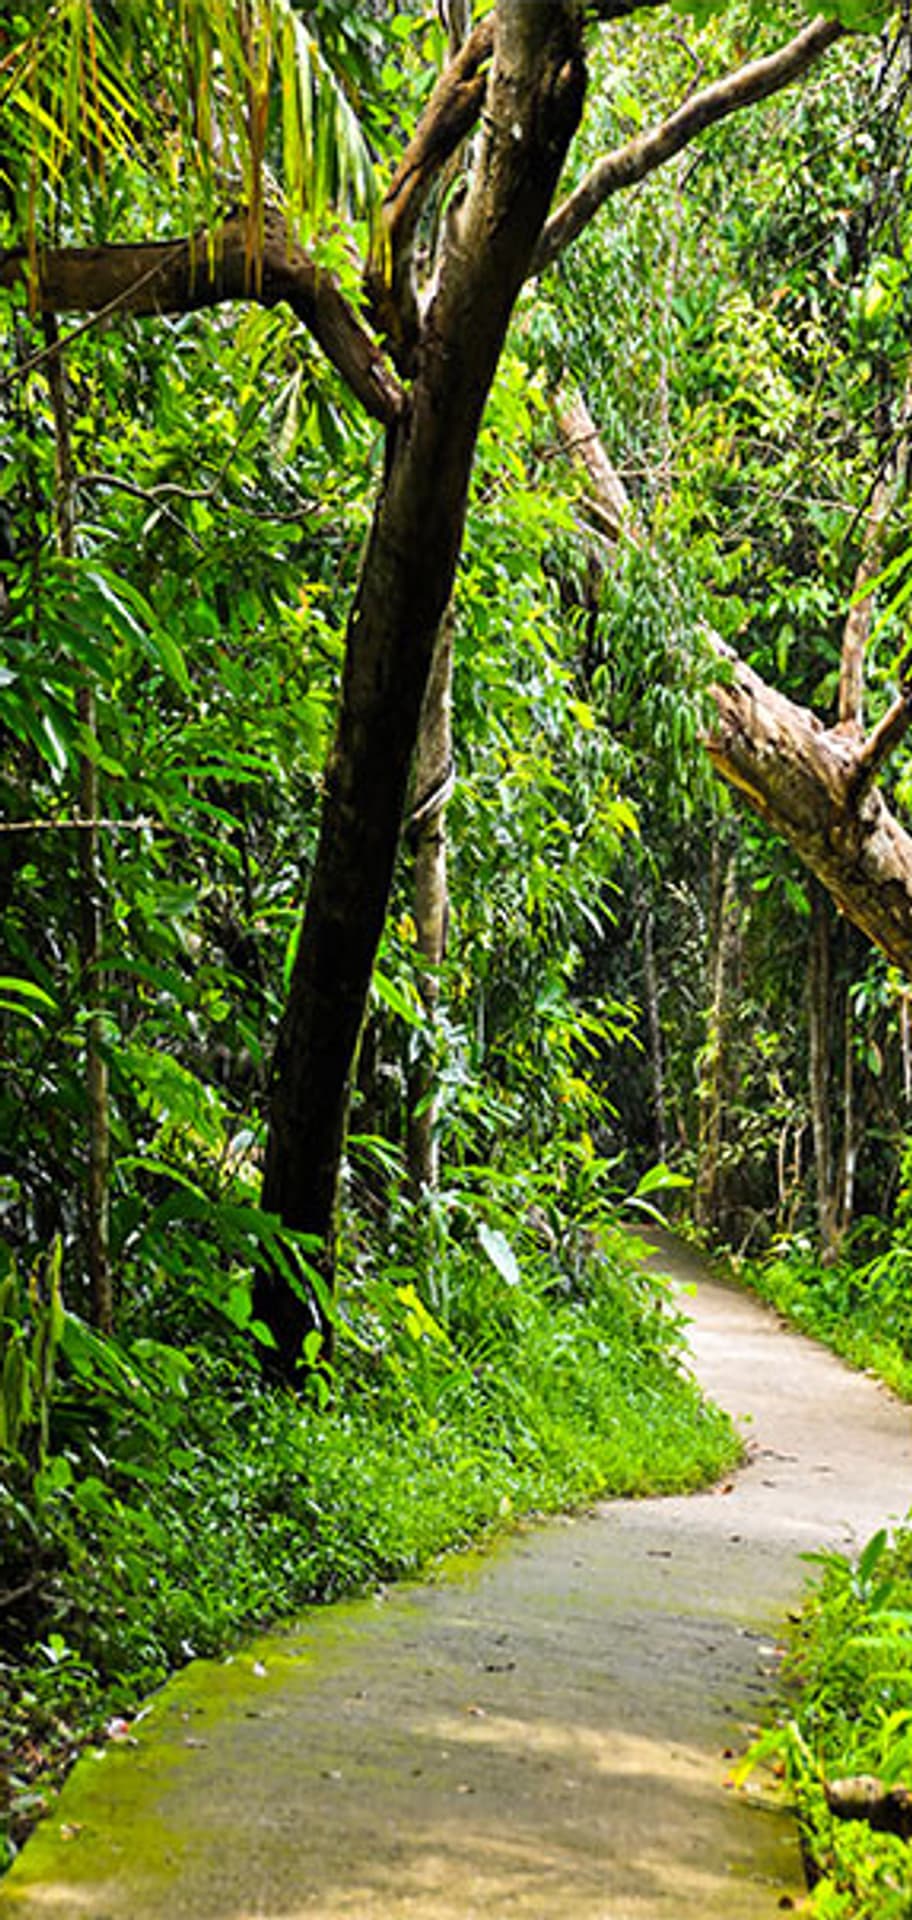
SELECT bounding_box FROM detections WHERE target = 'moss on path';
[2,1233,910,1919]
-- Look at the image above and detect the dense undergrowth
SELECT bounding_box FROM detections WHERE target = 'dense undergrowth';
[737,1228,912,1916]
[744,1235,912,1404]
[745,1526,912,1920]
[0,1216,736,1873]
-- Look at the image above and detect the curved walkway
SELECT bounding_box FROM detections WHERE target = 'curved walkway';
[2,1234,911,1918]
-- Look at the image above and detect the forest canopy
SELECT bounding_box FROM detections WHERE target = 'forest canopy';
[1,0,911,1354]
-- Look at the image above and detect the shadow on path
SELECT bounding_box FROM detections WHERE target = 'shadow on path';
[2,1232,910,1919]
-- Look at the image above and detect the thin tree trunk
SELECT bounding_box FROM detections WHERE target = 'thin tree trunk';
[406,611,454,1196]
[836,371,912,737]
[695,846,738,1234]
[255,5,585,1375]
[634,879,668,1161]
[901,992,912,1105]
[43,317,112,1332]
[839,976,856,1239]
[808,879,839,1264]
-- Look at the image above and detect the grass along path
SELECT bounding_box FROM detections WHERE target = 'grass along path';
[3,1231,911,1917]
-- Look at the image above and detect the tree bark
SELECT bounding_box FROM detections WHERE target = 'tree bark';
[0,213,404,428]
[808,880,840,1262]
[406,612,455,1196]
[705,643,912,975]
[255,2,586,1372]
[633,877,668,1161]
[555,391,912,980]
[694,846,739,1234]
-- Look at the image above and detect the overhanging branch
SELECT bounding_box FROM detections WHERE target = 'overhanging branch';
[556,388,912,980]
[532,14,844,274]
[0,211,405,427]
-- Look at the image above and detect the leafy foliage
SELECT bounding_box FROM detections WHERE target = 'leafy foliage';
[743,1526,912,1917]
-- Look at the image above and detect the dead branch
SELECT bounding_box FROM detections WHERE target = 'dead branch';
[850,687,912,797]
[826,1773,912,1841]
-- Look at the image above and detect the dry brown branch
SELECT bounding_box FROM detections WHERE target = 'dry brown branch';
[0,211,404,427]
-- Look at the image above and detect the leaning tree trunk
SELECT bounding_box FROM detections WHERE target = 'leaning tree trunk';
[255,3,585,1375]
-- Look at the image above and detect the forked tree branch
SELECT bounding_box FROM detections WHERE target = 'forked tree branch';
[366,15,494,365]
[0,210,404,427]
[850,687,912,798]
[533,14,845,273]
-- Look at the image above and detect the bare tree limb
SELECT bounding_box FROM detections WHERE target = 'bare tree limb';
[850,686,912,797]
[532,15,845,274]
[554,391,635,544]
[0,211,404,428]
[555,387,912,979]
[826,1774,912,1840]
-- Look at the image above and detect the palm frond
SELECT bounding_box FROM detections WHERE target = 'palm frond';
[4,0,380,262]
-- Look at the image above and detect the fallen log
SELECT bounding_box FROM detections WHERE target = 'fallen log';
[825,1773,912,1841]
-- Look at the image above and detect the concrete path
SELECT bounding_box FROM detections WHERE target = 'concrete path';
[2,1234,911,1919]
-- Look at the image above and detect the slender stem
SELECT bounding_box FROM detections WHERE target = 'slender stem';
[42,313,112,1334]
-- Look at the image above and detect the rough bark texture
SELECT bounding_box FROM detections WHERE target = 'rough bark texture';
[556,392,912,981]
[705,641,912,977]
[256,2,586,1371]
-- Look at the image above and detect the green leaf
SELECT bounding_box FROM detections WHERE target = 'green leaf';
[372,966,423,1028]
[632,1163,691,1199]
[0,976,58,1010]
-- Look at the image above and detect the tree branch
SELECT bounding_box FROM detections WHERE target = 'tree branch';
[532,15,845,274]
[0,211,405,428]
[826,1774,912,1840]
[849,686,912,798]
[555,387,912,979]
[366,16,494,367]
